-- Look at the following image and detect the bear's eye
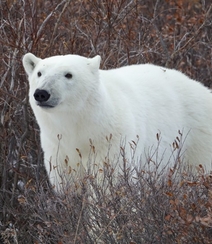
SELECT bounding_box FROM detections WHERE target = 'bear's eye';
[37,72,42,77]
[65,73,72,79]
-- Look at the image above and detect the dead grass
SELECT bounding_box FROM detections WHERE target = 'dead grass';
[0,0,212,243]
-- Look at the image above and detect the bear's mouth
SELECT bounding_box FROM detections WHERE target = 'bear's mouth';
[36,102,56,108]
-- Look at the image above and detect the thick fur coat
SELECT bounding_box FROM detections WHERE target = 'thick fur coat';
[23,53,212,190]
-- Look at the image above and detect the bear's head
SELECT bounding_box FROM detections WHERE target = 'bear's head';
[22,53,101,113]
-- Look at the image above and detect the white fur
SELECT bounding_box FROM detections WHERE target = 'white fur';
[23,53,212,190]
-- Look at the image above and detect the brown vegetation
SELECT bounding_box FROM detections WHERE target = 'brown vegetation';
[0,0,212,243]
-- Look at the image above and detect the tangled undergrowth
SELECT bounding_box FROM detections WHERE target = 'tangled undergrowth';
[1,0,212,243]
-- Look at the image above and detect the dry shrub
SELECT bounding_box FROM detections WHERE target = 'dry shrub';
[0,0,212,243]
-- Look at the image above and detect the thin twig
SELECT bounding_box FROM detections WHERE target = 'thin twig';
[73,195,86,244]
[165,4,212,67]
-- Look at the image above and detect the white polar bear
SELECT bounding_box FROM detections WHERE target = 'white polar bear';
[23,53,212,190]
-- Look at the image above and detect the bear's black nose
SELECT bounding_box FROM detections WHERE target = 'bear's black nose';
[34,89,50,102]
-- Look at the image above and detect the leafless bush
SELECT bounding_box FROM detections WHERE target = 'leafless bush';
[0,0,212,243]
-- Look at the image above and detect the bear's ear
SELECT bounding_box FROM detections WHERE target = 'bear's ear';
[87,55,101,72]
[22,53,41,76]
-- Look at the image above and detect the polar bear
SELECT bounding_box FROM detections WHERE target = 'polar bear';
[23,53,212,190]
